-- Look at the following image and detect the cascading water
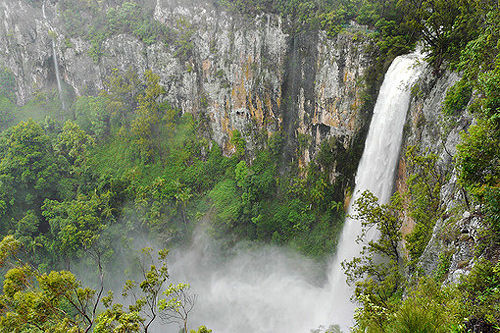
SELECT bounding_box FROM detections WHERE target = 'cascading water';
[43,0,66,111]
[160,53,425,333]
[326,52,426,329]
[52,39,66,111]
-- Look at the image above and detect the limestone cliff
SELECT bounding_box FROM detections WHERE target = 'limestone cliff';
[399,65,478,283]
[0,0,372,183]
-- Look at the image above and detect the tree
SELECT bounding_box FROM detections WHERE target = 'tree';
[387,278,462,332]
[55,121,95,170]
[159,283,197,333]
[404,146,445,263]
[0,236,104,333]
[97,247,198,333]
[190,326,212,333]
[173,180,193,235]
[0,236,197,333]
[119,247,170,333]
[456,120,500,194]
[343,190,405,332]
[131,70,167,163]
[0,119,67,232]
[73,96,112,138]
[42,191,114,260]
[458,259,500,330]
[100,67,141,125]
[398,0,486,70]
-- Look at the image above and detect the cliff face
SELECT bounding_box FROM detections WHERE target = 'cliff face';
[0,0,371,175]
[399,66,477,282]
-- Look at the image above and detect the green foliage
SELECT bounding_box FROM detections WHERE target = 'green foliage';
[119,247,171,333]
[458,259,500,329]
[443,79,472,116]
[449,4,500,264]
[55,121,95,175]
[190,326,212,333]
[230,130,246,158]
[105,2,169,46]
[398,0,486,71]
[94,303,142,333]
[434,251,453,282]
[352,267,491,333]
[60,0,170,63]
[73,95,112,138]
[1,62,348,279]
[12,91,66,124]
[0,235,21,266]
[216,0,406,41]
[387,278,462,333]
[0,119,67,231]
[209,179,242,227]
[483,187,500,236]
[42,192,114,258]
[159,283,197,333]
[172,17,196,60]
[456,120,500,193]
[404,146,445,263]
[344,191,405,332]
[451,6,500,187]
[0,95,16,132]
[4,3,500,331]
[0,258,97,333]
[131,70,167,163]
[100,67,140,124]
[0,66,16,102]
[0,236,196,333]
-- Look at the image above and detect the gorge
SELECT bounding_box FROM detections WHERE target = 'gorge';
[163,52,427,333]
[0,0,499,332]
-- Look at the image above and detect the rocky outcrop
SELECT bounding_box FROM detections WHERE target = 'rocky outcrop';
[399,65,478,282]
[0,0,372,176]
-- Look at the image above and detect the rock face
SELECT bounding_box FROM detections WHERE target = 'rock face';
[398,65,477,282]
[0,0,372,175]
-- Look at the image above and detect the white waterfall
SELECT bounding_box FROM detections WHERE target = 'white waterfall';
[52,38,66,111]
[44,0,66,111]
[326,53,426,330]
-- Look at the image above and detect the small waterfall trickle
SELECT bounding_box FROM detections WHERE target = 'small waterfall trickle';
[52,38,66,111]
[43,0,66,111]
[326,53,426,330]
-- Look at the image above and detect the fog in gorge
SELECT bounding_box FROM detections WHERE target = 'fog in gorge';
[165,231,346,333]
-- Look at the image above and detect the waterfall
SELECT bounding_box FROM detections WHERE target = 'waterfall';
[44,0,66,111]
[52,38,66,111]
[326,53,426,330]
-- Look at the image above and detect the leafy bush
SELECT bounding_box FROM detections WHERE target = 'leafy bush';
[456,120,500,194]
[0,66,16,102]
[459,259,500,329]
[389,278,462,333]
[443,79,472,116]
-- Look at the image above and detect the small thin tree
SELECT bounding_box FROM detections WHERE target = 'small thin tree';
[159,283,197,333]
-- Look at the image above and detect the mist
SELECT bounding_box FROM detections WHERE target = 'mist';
[161,231,352,333]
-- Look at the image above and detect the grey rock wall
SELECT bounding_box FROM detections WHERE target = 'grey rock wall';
[0,0,371,168]
[398,65,477,282]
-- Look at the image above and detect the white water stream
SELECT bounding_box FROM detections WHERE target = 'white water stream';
[163,53,425,333]
[326,53,426,329]
[52,38,66,111]
[43,0,66,111]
